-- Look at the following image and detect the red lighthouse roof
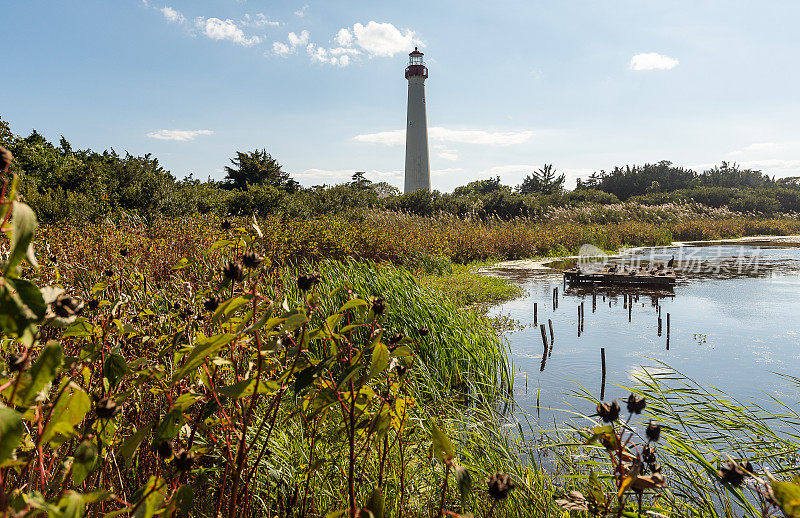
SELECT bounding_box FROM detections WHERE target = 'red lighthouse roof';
[410,47,423,56]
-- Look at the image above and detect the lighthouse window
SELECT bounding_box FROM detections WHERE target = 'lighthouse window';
[409,121,413,126]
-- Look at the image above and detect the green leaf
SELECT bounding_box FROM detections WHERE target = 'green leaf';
[16,341,64,406]
[173,485,194,516]
[57,491,86,518]
[171,333,235,382]
[339,299,367,313]
[0,406,23,464]
[40,382,90,446]
[390,345,413,358]
[72,440,98,485]
[364,488,384,518]
[283,312,308,332]
[429,422,455,462]
[132,476,166,518]
[212,297,249,324]
[173,392,202,411]
[455,466,473,511]
[218,379,279,400]
[118,423,155,463]
[12,278,46,321]
[369,343,390,381]
[63,319,95,338]
[772,479,800,518]
[155,409,185,441]
[5,201,38,277]
[103,353,127,388]
[171,257,194,270]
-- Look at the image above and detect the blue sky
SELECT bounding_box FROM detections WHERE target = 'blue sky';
[2,0,799,190]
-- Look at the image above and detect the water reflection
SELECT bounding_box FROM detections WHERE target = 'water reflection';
[487,241,800,425]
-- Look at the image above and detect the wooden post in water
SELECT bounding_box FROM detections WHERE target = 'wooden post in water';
[540,324,548,350]
[592,290,597,313]
[657,316,662,336]
[548,319,555,344]
[533,302,538,326]
[581,301,585,332]
[666,313,671,350]
[577,305,581,337]
[628,300,632,323]
[600,347,607,401]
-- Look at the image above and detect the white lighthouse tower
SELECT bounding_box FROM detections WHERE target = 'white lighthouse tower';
[404,47,430,193]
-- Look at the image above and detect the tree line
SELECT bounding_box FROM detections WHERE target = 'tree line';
[3,116,799,222]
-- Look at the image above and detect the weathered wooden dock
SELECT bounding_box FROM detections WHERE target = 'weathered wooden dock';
[563,265,676,287]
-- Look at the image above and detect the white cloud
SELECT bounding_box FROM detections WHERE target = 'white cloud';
[629,53,679,71]
[272,30,309,56]
[196,17,261,46]
[729,142,780,156]
[335,28,353,47]
[288,30,309,48]
[349,21,419,57]
[306,43,351,67]
[294,5,309,17]
[272,41,291,56]
[146,129,214,142]
[437,149,459,161]
[242,13,280,27]
[160,6,185,24]
[354,127,535,146]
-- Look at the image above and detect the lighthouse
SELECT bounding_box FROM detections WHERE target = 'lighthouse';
[404,47,430,193]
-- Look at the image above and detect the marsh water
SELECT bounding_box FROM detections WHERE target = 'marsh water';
[487,239,800,425]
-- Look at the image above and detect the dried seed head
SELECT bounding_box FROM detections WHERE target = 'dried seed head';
[596,401,621,423]
[626,393,646,414]
[718,461,753,487]
[103,269,114,277]
[156,440,174,459]
[389,358,408,377]
[486,472,515,500]
[221,219,232,231]
[7,352,26,372]
[242,252,265,269]
[418,326,429,337]
[0,146,12,171]
[96,397,121,419]
[645,421,662,442]
[296,272,322,291]
[203,296,221,312]
[87,299,100,310]
[387,333,404,345]
[119,248,128,257]
[174,449,195,471]
[53,294,84,318]
[371,297,386,315]
[222,260,244,282]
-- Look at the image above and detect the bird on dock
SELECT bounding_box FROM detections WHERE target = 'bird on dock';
[667,255,675,268]
[608,265,618,273]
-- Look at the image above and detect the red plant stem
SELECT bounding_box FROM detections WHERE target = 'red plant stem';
[436,462,452,517]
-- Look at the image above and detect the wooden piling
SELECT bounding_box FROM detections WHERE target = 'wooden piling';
[548,319,554,344]
[666,313,671,350]
[533,302,538,325]
[540,323,548,349]
[592,290,597,312]
[600,347,607,400]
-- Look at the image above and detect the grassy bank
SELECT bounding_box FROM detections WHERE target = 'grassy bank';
[6,204,800,516]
